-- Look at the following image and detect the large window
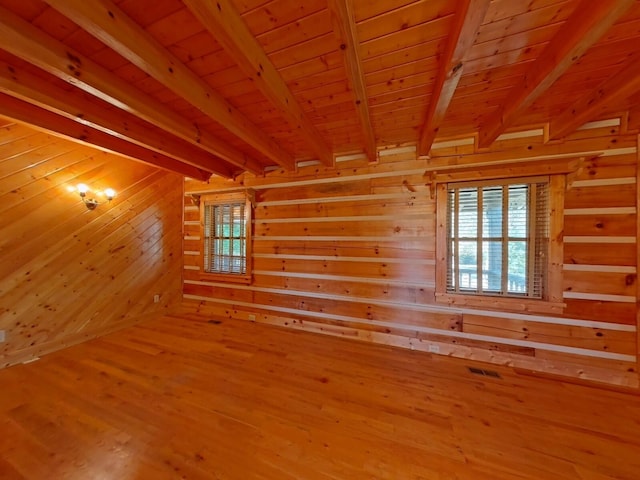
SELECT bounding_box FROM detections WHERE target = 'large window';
[200,191,252,283]
[446,178,548,298]
[435,174,564,313]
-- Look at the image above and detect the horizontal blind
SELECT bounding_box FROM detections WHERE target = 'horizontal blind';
[446,179,548,299]
[203,202,246,275]
[531,181,549,299]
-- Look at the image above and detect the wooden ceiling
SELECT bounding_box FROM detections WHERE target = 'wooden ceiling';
[0,0,639,180]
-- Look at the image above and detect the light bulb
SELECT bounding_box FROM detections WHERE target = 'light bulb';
[104,188,116,200]
[76,183,89,194]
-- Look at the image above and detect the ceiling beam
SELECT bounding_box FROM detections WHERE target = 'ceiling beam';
[418,0,490,156]
[0,60,236,179]
[44,0,296,171]
[0,5,264,176]
[549,55,640,140]
[0,93,211,180]
[184,0,334,167]
[478,0,635,148]
[327,0,376,162]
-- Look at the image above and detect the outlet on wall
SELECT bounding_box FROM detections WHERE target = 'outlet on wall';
[428,344,440,354]
[248,314,256,321]
[153,294,160,303]
[0,330,5,343]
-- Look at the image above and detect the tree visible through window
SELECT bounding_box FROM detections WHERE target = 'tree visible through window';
[200,191,252,283]
[446,178,549,299]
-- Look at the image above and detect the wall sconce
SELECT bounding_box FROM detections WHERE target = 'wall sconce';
[67,184,116,210]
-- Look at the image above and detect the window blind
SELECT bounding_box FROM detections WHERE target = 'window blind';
[203,202,247,275]
[446,179,548,299]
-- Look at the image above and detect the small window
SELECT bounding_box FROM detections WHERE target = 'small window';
[200,191,253,283]
[446,178,548,298]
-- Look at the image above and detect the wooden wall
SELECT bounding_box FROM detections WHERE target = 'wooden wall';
[0,118,184,367]
[183,120,639,388]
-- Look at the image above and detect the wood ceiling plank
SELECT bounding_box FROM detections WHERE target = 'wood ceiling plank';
[365,59,438,88]
[0,93,211,180]
[183,0,334,166]
[0,59,235,178]
[478,0,635,148]
[351,0,419,23]
[467,23,558,63]
[241,0,327,36]
[0,5,264,175]
[117,0,184,28]
[257,9,331,54]
[288,68,346,95]
[328,0,376,162]
[279,51,344,82]
[483,0,570,24]
[356,0,455,43]
[144,7,205,47]
[463,41,546,74]
[361,39,444,74]
[269,32,337,70]
[475,1,576,44]
[549,55,640,140]
[368,74,434,99]
[44,0,295,170]
[360,15,452,60]
[418,0,490,156]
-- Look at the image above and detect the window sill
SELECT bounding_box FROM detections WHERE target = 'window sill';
[435,292,565,315]
[199,272,252,285]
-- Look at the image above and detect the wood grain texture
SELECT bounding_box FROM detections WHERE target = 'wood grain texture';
[327,0,377,162]
[44,0,295,170]
[185,126,639,388]
[0,5,260,176]
[418,0,491,155]
[0,119,184,367]
[1,312,639,479]
[0,0,639,176]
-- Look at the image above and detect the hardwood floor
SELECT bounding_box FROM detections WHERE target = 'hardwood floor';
[1,313,639,479]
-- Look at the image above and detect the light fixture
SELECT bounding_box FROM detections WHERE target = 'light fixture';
[67,184,116,210]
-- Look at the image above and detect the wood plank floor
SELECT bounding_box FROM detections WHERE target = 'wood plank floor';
[1,313,639,479]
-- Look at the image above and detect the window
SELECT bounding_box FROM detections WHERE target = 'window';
[200,191,253,283]
[435,175,564,313]
[445,178,548,298]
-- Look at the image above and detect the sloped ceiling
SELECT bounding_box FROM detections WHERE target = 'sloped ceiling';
[0,0,639,179]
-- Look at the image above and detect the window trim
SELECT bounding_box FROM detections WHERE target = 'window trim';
[199,190,253,284]
[435,175,565,314]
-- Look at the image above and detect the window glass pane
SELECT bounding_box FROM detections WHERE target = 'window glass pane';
[448,240,456,289]
[458,241,477,290]
[220,240,230,255]
[458,188,477,237]
[508,241,528,294]
[482,240,502,292]
[508,185,528,238]
[482,186,502,240]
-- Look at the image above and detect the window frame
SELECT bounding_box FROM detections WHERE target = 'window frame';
[199,191,253,284]
[435,175,564,314]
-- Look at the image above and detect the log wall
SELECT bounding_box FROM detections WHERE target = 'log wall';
[0,119,184,367]
[183,121,639,388]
